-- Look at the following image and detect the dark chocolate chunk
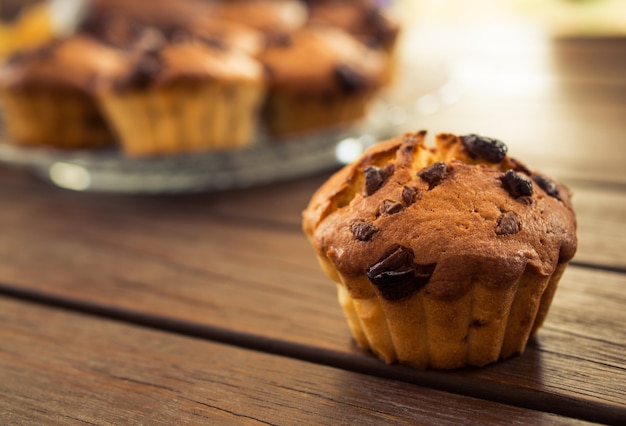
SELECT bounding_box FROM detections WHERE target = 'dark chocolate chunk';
[122,53,162,89]
[532,174,561,200]
[350,220,378,242]
[266,33,292,48]
[201,36,226,50]
[418,162,448,189]
[161,26,191,44]
[366,246,436,301]
[501,170,533,198]
[401,143,416,155]
[379,200,404,216]
[460,134,508,163]
[363,165,393,196]
[401,186,420,206]
[334,65,368,94]
[495,211,522,235]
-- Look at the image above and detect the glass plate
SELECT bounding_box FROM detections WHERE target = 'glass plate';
[0,54,460,193]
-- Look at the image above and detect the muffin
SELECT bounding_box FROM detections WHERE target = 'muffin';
[306,0,400,83]
[302,131,577,369]
[306,0,400,51]
[260,25,387,137]
[95,28,266,156]
[0,35,124,149]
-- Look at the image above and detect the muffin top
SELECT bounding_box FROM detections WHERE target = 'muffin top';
[260,25,386,95]
[0,35,126,91]
[307,0,400,50]
[95,28,265,93]
[303,131,577,301]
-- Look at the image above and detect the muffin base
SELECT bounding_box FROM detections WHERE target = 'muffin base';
[264,90,376,137]
[98,81,265,157]
[335,262,569,369]
[0,88,112,149]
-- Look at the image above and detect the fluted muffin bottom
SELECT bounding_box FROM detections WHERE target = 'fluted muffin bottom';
[335,262,568,369]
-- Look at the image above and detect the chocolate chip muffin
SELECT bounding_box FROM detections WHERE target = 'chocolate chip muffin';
[94,27,266,156]
[259,24,386,137]
[303,131,577,369]
[306,0,400,82]
[0,35,124,149]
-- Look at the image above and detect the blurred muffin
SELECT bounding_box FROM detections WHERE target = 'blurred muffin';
[95,29,266,156]
[303,131,577,369]
[81,8,265,57]
[81,0,201,31]
[186,17,265,57]
[306,0,399,51]
[260,25,386,137]
[306,0,400,82]
[0,35,124,149]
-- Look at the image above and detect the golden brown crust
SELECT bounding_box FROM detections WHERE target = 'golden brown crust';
[0,35,126,92]
[260,25,386,95]
[303,131,577,302]
[307,0,400,50]
[96,39,264,93]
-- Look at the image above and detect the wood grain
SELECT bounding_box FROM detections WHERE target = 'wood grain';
[0,297,595,425]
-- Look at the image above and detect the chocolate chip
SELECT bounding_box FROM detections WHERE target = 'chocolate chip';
[379,200,404,216]
[334,65,368,94]
[157,25,188,44]
[366,246,436,301]
[532,174,561,200]
[363,165,393,196]
[401,143,416,155]
[461,134,508,163]
[266,33,292,48]
[350,220,377,242]
[495,211,522,235]
[418,162,448,189]
[122,54,162,89]
[201,36,226,50]
[401,186,419,206]
[501,170,533,198]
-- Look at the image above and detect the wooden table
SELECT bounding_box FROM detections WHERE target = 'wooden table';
[1,27,625,425]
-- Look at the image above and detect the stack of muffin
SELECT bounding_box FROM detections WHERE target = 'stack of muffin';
[0,0,400,157]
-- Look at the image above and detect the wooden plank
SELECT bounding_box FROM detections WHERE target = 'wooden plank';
[0,297,592,425]
[572,185,626,269]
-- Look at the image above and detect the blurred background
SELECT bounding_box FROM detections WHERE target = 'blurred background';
[0,0,625,192]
